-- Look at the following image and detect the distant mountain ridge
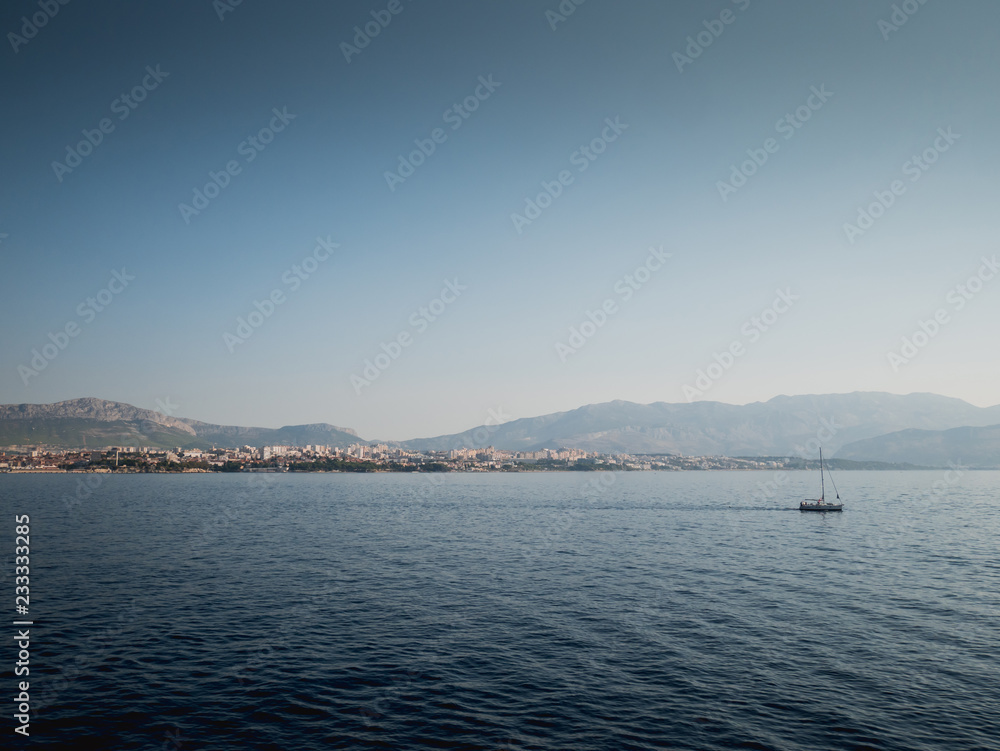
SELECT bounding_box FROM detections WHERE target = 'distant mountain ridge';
[0,398,360,450]
[2,393,999,467]
[837,424,1000,468]
[397,392,1000,459]
[0,397,196,434]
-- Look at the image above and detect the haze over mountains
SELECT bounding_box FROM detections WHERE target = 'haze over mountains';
[1,393,998,467]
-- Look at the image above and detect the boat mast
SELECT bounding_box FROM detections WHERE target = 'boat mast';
[819,447,825,501]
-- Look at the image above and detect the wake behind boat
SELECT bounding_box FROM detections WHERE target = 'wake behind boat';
[800,448,843,512]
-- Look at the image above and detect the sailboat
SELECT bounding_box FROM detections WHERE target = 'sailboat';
[799,448,843,512]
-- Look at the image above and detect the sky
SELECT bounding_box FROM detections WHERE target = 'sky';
[1,0,998,440]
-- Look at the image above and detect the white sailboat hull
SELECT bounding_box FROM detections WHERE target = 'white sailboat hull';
[800,500,843,512]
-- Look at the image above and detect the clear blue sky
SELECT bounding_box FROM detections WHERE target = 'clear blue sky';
[2,0,998,439]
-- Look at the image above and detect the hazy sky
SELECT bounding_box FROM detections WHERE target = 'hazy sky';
[2,0,998,439]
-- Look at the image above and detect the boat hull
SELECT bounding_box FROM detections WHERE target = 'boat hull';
[799,502,843,512]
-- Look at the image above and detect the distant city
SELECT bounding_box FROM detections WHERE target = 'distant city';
[0,442,919,474]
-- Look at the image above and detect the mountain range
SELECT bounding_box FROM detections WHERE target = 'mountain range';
[0,398,359,451]
[1,393,998,467]
[836,424,1000,469]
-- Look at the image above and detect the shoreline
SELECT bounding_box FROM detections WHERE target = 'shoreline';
[2,466,989,474]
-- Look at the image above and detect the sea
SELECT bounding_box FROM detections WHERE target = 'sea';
[3,470,998,750]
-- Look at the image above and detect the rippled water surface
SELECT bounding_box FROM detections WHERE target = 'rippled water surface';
[4,471,998,750]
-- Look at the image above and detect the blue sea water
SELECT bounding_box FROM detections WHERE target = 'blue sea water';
[2,470,998,750]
